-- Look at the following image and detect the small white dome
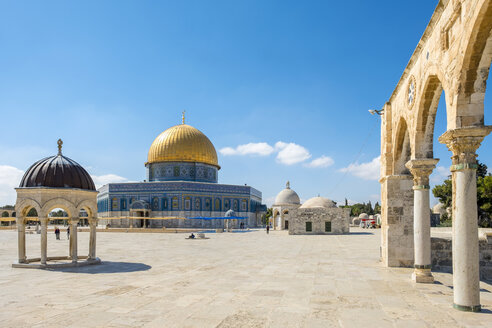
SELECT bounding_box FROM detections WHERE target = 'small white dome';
[300,196,336,209]
[359,213,369,220]
[274,181,300,205]
[432,203,446,215]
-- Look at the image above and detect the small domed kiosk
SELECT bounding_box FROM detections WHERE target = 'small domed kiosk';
[13,140,100,268]
[272,181,301,230]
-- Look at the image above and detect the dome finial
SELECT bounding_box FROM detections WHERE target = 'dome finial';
[286,181,290,189]
[182,110,186,124]
[57,139,63,155]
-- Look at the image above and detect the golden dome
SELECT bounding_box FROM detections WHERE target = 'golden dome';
[147,124,220,169]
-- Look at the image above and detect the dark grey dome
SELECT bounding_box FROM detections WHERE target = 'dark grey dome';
[19,141,95,191]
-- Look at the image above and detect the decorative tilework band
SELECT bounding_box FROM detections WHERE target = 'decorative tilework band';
[450,163,478,172]
[453,303,481,312]
[414,264,431,269]
[413,185,430,190]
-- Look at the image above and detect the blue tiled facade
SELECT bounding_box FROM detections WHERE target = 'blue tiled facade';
[146,162,218,183]
[97,181,263,214]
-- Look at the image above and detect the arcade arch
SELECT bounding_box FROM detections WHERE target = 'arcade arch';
[380,0,492,312]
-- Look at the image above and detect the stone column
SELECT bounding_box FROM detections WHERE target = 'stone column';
[406,158,439,283]
[16,217,26,263]
[40,217,49,265]
[439,126,492,312]
[88,218,97,259]
[70,218,79,263]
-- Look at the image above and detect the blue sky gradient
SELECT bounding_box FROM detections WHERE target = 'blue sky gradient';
[0,1,490,206]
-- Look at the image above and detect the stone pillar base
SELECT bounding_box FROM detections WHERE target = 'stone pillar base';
[412,268,434,284]
[453,303,481,312]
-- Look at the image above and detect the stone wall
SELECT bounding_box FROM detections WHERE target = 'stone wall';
[289,207,349,235]
[431,235,492,281]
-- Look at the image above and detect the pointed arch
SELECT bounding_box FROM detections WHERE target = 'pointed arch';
[41,198,76,218]
[414,74,444,158]
[455,0,492,128]
[393,117,411,175]
[15,198,42,218]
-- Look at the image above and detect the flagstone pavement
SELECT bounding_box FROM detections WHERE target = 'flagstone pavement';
[0,228,491,327]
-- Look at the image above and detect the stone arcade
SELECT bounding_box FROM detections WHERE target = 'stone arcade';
[380,0,492,311]
[13,140,100,268]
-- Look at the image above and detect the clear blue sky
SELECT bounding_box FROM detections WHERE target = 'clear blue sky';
[0,1,490,207]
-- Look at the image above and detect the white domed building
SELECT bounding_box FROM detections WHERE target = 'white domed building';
[271,181,301,230]
[289,196,350,235]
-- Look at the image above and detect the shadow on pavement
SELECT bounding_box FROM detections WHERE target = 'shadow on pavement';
[349,232,374,235]
[50,261,152,274]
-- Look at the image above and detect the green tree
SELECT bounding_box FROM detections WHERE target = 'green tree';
[374,202,381,214]
[478,175,492,227]
[262,208,272,225]
[432,160,492,227]
[27,208,38,217]
[432,179,452,209]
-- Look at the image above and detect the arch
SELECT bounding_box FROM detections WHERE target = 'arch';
[76,199,97,218]
[130,200,150,210]
[15,198,42,218]
[455,0,492,128]
[41,198,76,218]
[414,74,444,158]
[282,210,289,215]
[393,117,412,175]
[1,211,9,217]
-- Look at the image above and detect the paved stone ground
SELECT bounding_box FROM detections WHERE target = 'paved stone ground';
[0,228,491,328]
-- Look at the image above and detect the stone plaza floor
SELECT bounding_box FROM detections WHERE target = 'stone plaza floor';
[0,228,491,328]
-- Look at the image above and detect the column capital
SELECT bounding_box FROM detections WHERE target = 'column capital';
[438,126,492,168]
[69,217,80,225]
[39,216,49,224]
[405,158,439,188]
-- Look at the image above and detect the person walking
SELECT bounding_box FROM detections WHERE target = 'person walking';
[266,224,270,234]
[67,226,70,240]
[55,227,60,240]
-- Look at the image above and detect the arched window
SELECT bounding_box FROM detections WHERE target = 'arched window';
[120,199,127,210]
[241,200,247,211]
[215,199,221,211]
[152,197,159,210]
[112,198,118,210]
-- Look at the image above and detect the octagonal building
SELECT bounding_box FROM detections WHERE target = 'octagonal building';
[97,118,266,228]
